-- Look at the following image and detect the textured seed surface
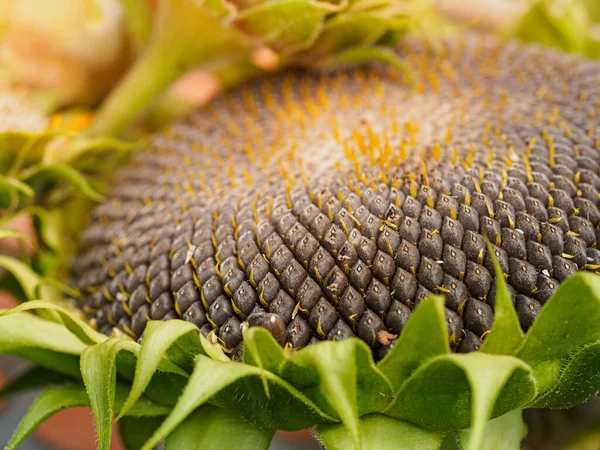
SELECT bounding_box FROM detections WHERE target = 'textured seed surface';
[73,36,600,360]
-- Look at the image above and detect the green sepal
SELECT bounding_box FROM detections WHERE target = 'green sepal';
[315,413,444,450]
[0,130,58,173]
[479,241,524,355]
[304,12,398,58]
[0,256,57,301]
[234,0,339,54]
[5,384,170,450]
[281,338,393,449]
[0,366,72,399]
[22,164,104,202]
[115,319,221,423]
[42,136,138,172]
[119,416,165,450]
[140,354,335,450]
[0,311,86,376]
[384,353,536,450]
[311,45,414,85]
[164,405,276,450]
[527,341,600,409]
[378,296,449,392]
[509,0,591,55]
[1,300,107,345]
[243,326,286,374]
[0,207,63,256]
[517,272,600,395]
[81,338,140,450]
[0,176,34,209]
[456,409,527,450]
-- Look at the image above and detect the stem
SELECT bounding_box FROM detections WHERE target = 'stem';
[88,0,250,137]
[87,44,183,137]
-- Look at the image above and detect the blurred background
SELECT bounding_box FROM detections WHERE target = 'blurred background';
[1,0,600,448]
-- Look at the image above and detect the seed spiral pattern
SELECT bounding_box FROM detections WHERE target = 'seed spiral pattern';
[73,36,600,360]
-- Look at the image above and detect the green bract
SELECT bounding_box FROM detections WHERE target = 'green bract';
[89,0,431,137]
[0,267,599,449]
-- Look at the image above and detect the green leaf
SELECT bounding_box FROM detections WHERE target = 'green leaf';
[0,130,58,173]
[0,255,46,300]
[165,405,275,450]
[528,341,600,409]
[456,409,527,450]
[5,384,170,450]
[243,326,286,373]
[119,416,165,450]
[479,242,524,355]
[81,338,140,450]
[0,207,63,256]
[235,0,336,53]
[517,272,600,393]
[0,176,33,209]
[306,12,392,57]
[510,0,591,54]
[5,386,94,450]
[42,136,138,171]
[1,300,107,345]
[378,296,449,392]
[316,413,443,450]
[242,327,287,399]
[115,320,204,422]
[281,339,393,449]
[23,164,104,202]
[0,366,72,399]
[385,353,536,450]
[140,355,334,450]
[0,311,86,375]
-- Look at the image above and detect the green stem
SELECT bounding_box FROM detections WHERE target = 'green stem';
[87,44,184,137]
[88,0,250,137]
